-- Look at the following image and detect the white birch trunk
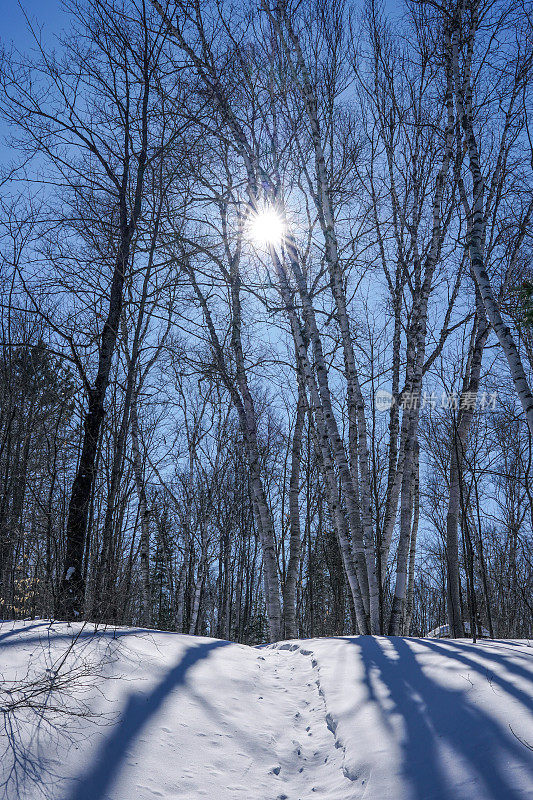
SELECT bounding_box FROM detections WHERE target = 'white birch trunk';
[189,549,206,636]
[175,547,188,634]
[269,247,370,632]
[130,395,151,628]
[283,381,305,639]
[450,5,533,435]
[447,304,489,636]
[186,262,282,641]
[404,441,420,636]
[272,9,380,631]
[387,29,456,632]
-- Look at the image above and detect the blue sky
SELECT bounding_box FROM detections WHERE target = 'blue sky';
[2,1,65,49]
[1,1,67,163]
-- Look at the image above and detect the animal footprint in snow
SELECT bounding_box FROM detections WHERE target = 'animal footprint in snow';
[344,763,372,785]
[270,765,281,775]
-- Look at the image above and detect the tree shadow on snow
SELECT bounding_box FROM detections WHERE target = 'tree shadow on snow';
[0,626,158,650]
[417,638,533,696]
[0,621,52,643]
[415,638,533,713]
[65,639,229,800]
[351,636,533,800]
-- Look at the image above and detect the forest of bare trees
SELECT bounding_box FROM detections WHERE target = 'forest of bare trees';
[0,0,531,642]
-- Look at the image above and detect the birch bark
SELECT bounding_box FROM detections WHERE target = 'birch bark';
[268,246,370,632]
[283,380,305,638]
[268,4,380,631]
[404,440,420,636]
[450,1,533,435]
[185,260,283,641]
[387,26,456,632]
[130,394,151,627]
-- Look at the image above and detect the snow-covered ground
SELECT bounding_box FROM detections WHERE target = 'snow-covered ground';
[1,621,532,800]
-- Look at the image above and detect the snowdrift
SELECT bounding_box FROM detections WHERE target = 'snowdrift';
[1,621,532,800]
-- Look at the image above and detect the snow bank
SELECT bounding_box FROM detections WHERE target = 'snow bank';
[0,621,531,800]
[304,636,533,800]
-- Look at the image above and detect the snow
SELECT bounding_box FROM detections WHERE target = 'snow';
[1,622,532,800]
[427,623,491,639]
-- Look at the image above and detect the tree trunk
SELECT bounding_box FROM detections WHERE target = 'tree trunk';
[283,381,305,638]
[130,395,150,627]
[189,551,206,636]
[404,441,420,636]
[56,53,151,619]
[186,260,282,641]
[446,306,489,637]
[270,247,370,632]
[450,7,533,435]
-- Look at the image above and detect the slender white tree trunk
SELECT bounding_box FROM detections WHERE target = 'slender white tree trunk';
[447,303,489,636]
[175,546,188,633]
[130,395,150,628]
[186,261,282,641]
[307,398,370,634]
[387,31,456,633]
[404,440,420,636]
[283,381,305,638]
[270,245,371,631]
[270,9,380,630]
[189,547,207,635]
[450,5,533,435]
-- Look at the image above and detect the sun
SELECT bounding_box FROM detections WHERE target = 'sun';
[248,205,285,248]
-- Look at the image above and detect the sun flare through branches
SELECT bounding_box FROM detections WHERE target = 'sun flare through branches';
[248,205,285,248]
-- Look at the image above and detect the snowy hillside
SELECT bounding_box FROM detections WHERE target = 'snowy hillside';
[1,621,532,800]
